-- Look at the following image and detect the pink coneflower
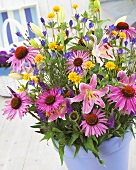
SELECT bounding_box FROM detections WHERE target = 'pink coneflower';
[80,109,108,137]
[3,89,32,120]
[116,22,136,39]
[107,71,136,114]
[7,46,38,72]
[66,50,90,73]
[36,88,64,113]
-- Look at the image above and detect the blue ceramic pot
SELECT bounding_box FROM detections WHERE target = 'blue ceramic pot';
[0,67,12,76]
[55,131,132,170]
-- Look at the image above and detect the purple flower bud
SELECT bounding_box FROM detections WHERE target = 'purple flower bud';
[34,69,38,75]
[65,29,69,37]
[69,20,73,27]
[40,17,45,24]
[16,32,22,37]
[41,40,46,46]
[38,80,49,91]
[124,40,128,46]
[74,14,80,21]
[29,80,35,86]
[81,18,87,23]
[37,107,46,122]
[83,35,90,41]
[103,37,108,44]
[89,22,93,28]
[66,99,73,115]
[117,48,123,55]
[108,113,114,128]
[58,88,63,94]
[42,31,46,37]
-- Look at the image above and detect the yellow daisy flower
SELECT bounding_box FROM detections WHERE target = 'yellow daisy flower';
[73,75,82,84]
[23,73,30,81]
[49,42,58,50]
[72,4,78,9]
[68,72,77,81]
[53,6,60,13]
[105,61,116,70]
[84,61,94,69]
[34,54,44,63]
[31,76,38,84]
[47,12,55,19]
[119,32,126,39]
[112,30,118,37]
[18,87,25,93]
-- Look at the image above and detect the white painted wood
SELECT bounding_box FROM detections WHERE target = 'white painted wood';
[1,0,25,9]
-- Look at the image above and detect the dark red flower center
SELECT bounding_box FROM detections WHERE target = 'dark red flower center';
[11,97,22,109]
[73,58,83,66]
[116,22,129,30]
[86,114,98,126]
[14,46,28,59]
[122,85,135,98]
[78,38,85,46]
[45,95,56,105]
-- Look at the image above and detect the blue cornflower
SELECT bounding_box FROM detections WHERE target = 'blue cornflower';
[132,37,136,45]
[81,18,87,23]
[109,24,115,31]
[69,20,73,27]
[117,48,123,55]
[83,35,90,41]
[41,40,46,46]
[40,17,45,24]
[51,52,56,57]
[75,14,80,21]
[89,22,93,28]
[34,69,38,76]
[29,80,35,86]
[103,37,108,44]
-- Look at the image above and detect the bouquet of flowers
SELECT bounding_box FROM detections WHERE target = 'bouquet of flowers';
[2,0,136,165]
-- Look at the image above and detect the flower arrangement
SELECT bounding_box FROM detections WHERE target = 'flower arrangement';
[2,0,136,165]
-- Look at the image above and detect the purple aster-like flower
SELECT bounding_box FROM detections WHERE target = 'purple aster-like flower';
[124,40,128,46]
[3,89,32,120]
[34,69,38,75]
[117,48,123,55]
[42,31,46,37]
[41,40,46,46]
[64,51,73,60]
[80,109,108,137]
[109,24,115,31]
[0,51,12,65]
[36,88,64,113]
[37,107,46,122]
[7,46,38,73]
[66,50,90,73]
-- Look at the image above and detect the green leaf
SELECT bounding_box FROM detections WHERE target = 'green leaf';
[74,144,80,158]
[94,28,103,44]
[52,127,62,133]
[40,132,53,141]
[68,132,79,146]
[58,144,65,165]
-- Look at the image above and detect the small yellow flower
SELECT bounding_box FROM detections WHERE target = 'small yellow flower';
[57,45,63,51]
[119,32,126,39]
[84,61,94,69]
[47,12,55,19]
[106,74,108,78]
[72,4,78,9]
[18,87,25,93]
[34,54,44,63]
[46,112,50,117]
[23,73,30,81]
[112,30,118,37]
[93,7,99,12]
[48,42,57,50]
[31,76,38,84]
[53,6,60,13]
[68,72,77,81]
[73,75,82,84]
[105,61,116,70]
